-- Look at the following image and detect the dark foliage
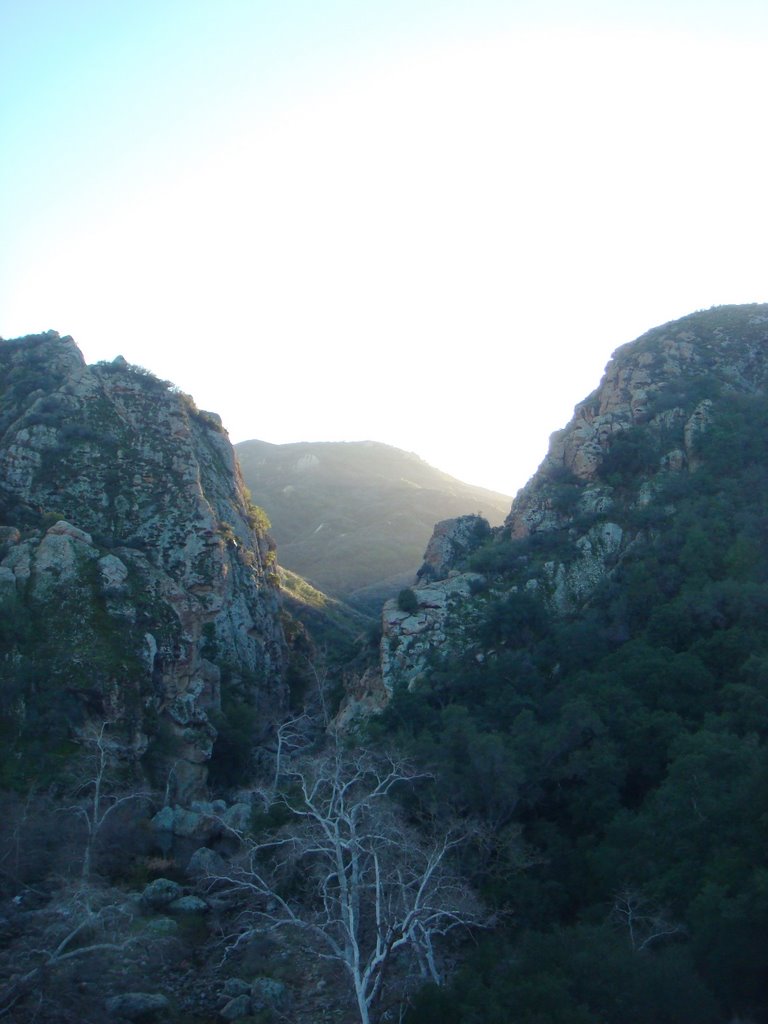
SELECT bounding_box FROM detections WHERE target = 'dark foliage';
[373,393,768,1022]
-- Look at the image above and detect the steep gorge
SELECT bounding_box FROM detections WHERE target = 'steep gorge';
[3,308,768,1023]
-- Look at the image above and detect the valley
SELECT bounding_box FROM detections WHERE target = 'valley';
[2,306,768,1023]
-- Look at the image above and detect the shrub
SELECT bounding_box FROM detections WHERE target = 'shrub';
[397,588,419,614]
[246,502,271,534]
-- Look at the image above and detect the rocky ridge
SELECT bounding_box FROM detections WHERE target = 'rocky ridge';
[0,332,286,799]
[380,304,768,691]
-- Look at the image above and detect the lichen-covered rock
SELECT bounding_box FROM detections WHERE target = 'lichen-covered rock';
[29,520,98,597]
[99,553,130,592]
[507,306,768,540]
[186,846,227,878]
[417,515,490,583]
[381,573,487,692]
[141,878,183,909]
[333,666,391,731]
[168,894,209,914]
[543,521,624,611]
[0,332,287,799]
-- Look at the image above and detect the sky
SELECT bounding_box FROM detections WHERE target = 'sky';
[2,1,768,496]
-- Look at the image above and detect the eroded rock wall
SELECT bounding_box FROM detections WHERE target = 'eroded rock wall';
[0,332,286,799]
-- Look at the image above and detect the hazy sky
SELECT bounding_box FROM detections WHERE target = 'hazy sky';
[2,1,768,495]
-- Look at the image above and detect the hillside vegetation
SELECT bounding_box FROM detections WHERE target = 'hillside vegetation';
[3,307,768,1023]
[236,439,511,610]
[374,305,768,1023]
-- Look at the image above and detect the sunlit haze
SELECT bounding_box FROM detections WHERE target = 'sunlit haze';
[2,1,768,495]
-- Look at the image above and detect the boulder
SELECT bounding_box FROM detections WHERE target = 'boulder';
[98,553,129,592]
[141,878,182,910]
[221,978,251,999]
[418,515,490,582]
[251,976,289,1012]
[46,519,93,544]
[166,806,211,837]
[0,566,16,597]
[105,992,170,1020]
[219,994,252,1020]
[186,846,227,878]
[168,894,209,914]
[222,802,251,833]
[151,804,216,841]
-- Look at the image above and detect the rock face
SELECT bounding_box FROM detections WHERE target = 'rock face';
[381,304,768,691]
[381,573,487,693]
[416,514,491,582]
[507,304,768,539]
[0,332,285,799]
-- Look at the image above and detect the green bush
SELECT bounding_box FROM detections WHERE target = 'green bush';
[246,502,271,533]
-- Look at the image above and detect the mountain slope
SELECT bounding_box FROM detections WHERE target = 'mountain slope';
[235,438,511,608]
[384,303,768,688]
[376,304,768,1023]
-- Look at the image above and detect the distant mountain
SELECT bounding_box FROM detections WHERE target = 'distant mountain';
[6,309,768,1024]
[235,439,512,609]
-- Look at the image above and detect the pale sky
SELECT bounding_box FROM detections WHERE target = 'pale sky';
[2,1,768,495]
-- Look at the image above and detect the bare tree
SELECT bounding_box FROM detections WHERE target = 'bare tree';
[62,721,150,885]
[0,724,157,1019]
[203,745,486,1024]
[270,710,311,795]
[611,888,686,952]
[262,655,330,800]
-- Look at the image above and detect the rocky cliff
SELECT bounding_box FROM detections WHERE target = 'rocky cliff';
[0,332,286,799]
[380,304,768,690]
[504,303,768,540]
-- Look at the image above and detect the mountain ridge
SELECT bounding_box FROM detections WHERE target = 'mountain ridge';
[236,436,511,609]
[372,303,768,1022]
[382,302,768,688]
[3,308,768,1022]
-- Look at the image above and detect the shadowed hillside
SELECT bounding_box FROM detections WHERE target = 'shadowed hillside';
[376,304,768,1024]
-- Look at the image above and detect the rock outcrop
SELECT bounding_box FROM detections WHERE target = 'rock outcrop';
[380,304,768,691]
[0,332,286,799]
[416,514,491,583]
[381,573,487,693]
[505,306,768,540]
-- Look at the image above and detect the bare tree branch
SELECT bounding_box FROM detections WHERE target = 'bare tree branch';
[611,888,687,952]
[201,744,486,1024]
